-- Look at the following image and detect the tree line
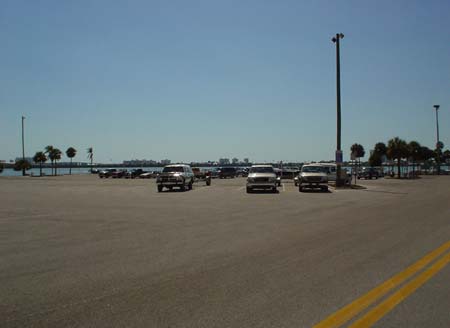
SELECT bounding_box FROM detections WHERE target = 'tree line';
[14,147,94,176]
[350,137,450,178]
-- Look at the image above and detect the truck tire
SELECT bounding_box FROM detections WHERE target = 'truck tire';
[157,185,163,192]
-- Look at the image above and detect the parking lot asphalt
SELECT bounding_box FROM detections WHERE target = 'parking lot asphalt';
[1,175,449,327]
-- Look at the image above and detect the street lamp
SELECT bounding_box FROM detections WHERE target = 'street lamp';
[433,105,441,175]
[21,116,26,176]
[332,33,344,186]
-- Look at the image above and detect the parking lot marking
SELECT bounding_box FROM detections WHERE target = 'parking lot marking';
[282,184,286,192]
[349,251,450,328]
[313,240,450,328]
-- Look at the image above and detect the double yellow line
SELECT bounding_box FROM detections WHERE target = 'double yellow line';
[313,240,450,328]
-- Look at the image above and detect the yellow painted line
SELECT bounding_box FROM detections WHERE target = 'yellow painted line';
[349,252,450,328]
[313,240,450,328]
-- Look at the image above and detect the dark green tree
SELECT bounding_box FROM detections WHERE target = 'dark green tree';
[443,149,450,162]
[368,152,382,167]
[408,141,421,177]
[14,159,31,172]
[45,145,55,175]
[387,137,409,178]
[33,151,47,177]
[66,147,77,175]
[49,148,62,176]
[374,142,387,156]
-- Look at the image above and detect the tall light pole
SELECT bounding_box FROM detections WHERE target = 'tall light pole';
[332,33,344,186]
[433,105,441,175]
[21,116,26,176]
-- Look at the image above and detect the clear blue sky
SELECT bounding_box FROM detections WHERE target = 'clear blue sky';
[1,0,449,163]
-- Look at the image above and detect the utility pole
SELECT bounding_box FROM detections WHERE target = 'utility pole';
[433,105,441,175]
[332,33,344,186]
[21,116,26,176]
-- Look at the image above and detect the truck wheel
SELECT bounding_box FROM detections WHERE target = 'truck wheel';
[157,185,163,192]
[246,187,252,193]
[321,186,328,192]
[180,184,186,191]
[272,187,277,193]
[206,179,211,186]
[188,181,193,190]
[299,186,303,192]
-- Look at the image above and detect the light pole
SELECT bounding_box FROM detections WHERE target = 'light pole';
[21,116,26,176]
[433,105,441,175]
[332,33,344,186]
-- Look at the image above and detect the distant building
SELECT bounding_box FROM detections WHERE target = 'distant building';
[123,159,158,166]
[219,158,230,165]
[160,159,171,165]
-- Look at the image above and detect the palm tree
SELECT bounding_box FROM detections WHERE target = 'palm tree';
[14,159,31,172]
[33,151,47,176]
[387,137,409,178]
[408,141,421,178]
[49,148,62,176]
[350,143,365,175]
[45,145,54,175]
[368,152,382,167]
[444,150,450,163]
[87,147,94,171]
[374,142,387,157]
[66,147,77,175]
[419,146,435,165]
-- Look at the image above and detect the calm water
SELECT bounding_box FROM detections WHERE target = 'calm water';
[0,167,164,177]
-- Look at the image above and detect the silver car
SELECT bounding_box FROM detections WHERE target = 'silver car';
[246,165,278,193]
[298,164,328,192]
[156,164,194,192]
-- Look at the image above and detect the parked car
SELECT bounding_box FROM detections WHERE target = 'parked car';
[156,164,194,192]
[111,169,127,178]
[217,167,237,179]
[140,171,158,179]
[298,164,328,192]
[210,169,219,179]
[273,168,282,186]
[358,167,380,179]
[125,169,146,179]
[192,168,211,186]
[192,167,206,179]
[246,165,278,193]
[98,169,117,178]
[281,168,299,179]
[316,163,351,185]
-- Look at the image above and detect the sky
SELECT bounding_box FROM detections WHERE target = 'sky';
[1,0,449,164]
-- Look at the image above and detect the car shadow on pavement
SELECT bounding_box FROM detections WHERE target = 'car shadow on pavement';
[247,190,280,194]
[299,189,332,193]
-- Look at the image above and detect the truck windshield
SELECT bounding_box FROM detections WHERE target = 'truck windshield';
[163,167,184,173]
[250,167,274,173]
[302,166,327,173]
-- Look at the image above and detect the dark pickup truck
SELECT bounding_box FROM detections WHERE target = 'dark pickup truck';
[217,167,237,179]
